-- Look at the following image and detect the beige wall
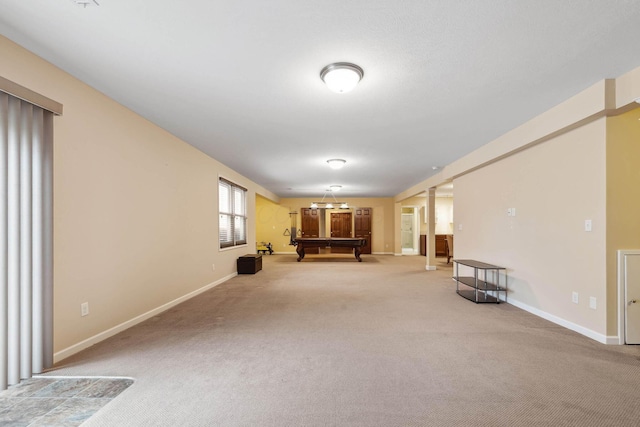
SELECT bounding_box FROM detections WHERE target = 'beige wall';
[396,66,640,342]
[435,197,454,235]
[0,35,278,359]
[454,119,608,335]
[257,197,396,254]
[606,107,640,336]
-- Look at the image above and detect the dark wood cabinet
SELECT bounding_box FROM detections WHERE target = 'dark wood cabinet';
[436,235,447,257]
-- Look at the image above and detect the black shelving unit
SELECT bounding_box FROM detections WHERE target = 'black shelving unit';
[453,259,506,303]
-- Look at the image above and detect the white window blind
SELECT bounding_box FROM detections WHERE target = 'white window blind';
[0,90,55,391]
[219,178,246,248]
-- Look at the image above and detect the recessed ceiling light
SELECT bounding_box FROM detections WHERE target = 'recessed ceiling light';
[320,63,363,93]
[327,159,346,169]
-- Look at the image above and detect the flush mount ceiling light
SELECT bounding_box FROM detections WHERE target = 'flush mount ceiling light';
[327,159,346,169]
[320,63,364,93]
[329,185,342,192]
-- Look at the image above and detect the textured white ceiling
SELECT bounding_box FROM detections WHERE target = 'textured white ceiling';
[1,1,639,197]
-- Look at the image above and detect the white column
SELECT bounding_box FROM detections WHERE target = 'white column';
[0,93,8,390]
[7,96,21,385]
[426,188,437,271]
[394,202,402,256]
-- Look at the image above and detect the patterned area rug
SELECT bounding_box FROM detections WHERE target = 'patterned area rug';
[0,376,133,427]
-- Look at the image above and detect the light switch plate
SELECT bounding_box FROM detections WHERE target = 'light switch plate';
[585,220,592,232]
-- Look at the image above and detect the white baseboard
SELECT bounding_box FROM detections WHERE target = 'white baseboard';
[54,272,237,363]
[425,266,437,271]
[372,251,394,255]
[505,296,612,344]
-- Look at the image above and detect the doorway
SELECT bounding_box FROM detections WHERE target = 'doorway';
[619,250,640,344]
[330,212,352,253]
[401,207,419,255]
[301,208,320,254]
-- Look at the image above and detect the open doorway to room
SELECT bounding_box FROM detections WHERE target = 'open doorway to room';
[401,207,419,255]
[435,183,455,263]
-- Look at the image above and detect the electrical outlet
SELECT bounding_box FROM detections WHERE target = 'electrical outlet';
[81,302,89,317]
[572,292,579,304]
[458,223,463,231]
[589,297,597,309]
[212,264,216,271]
[585,220,592,232]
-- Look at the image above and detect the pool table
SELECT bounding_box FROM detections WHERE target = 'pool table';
[293,237,368,262]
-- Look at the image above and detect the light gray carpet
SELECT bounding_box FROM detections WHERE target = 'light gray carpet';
[47,255,640,426]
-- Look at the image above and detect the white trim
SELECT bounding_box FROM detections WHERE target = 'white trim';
[219,243,248,252]
[372,251,394,255]
[53,273,237,363]
[506,296,611,344]
[425,266,436,271]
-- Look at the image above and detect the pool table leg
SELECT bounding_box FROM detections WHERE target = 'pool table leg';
[296,245,305,261]
[354,247,362,262]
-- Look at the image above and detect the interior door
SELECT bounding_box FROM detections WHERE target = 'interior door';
[354,207,372,254]
[330,212,352,253]
[301,208,319,254]
[625,254,640,344]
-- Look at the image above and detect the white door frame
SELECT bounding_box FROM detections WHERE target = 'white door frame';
[617,250,640,344]
[401,207,420,255]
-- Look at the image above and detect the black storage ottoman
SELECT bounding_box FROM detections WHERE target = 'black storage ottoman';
[237,254,262,274]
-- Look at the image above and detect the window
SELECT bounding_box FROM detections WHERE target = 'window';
[219,178,247,248]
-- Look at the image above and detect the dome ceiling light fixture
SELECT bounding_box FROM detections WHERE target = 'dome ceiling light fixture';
[320,63,364,93]
[329,185,342,192]
[326,159,346,169]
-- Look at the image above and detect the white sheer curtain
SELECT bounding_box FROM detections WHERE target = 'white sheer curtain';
[0,90,54,390]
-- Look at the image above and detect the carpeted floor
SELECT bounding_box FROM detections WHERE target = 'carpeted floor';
[43,255,640,426]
